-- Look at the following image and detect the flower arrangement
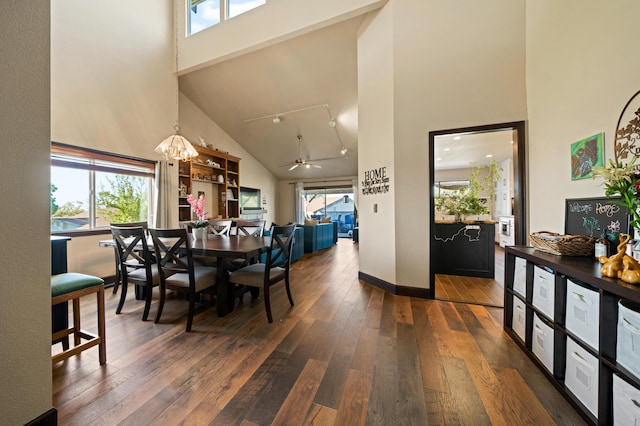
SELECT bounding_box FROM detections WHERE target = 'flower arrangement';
[186,193,208,228]
[592,156,640,230]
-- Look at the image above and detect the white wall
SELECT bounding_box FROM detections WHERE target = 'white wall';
[526,0,640,235]
[0,3,52,424]
[357,0,527,289]
[179,0,387,72]
[51,0,176,278]
[180,94,279,226]
[357,6,397,284]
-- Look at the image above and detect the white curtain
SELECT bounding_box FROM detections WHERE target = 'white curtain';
[294,182,305,225]
[153,160,172,228]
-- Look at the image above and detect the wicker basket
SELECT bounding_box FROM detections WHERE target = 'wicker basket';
[530,231,595,256]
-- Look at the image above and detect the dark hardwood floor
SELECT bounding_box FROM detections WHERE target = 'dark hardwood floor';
[53,240,584,425]
[435,244,505,307]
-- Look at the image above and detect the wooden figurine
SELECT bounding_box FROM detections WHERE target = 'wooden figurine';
[599,233,640,284]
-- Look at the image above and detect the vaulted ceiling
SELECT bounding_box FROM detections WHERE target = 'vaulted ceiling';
[180,16,363,181]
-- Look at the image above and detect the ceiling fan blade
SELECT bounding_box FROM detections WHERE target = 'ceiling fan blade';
[288,163,300,171]
[311,164,322,169]
[309,155,348,162]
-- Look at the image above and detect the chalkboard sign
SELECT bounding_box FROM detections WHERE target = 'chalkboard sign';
[565,196,630,243]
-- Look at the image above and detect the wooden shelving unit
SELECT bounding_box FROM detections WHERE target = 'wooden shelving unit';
[177,146,240,221]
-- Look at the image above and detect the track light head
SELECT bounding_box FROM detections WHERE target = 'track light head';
[328,118,336,128]
[341,147,348,155]
[273,115,281,124]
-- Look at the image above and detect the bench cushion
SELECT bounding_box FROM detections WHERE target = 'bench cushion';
[51,272,104,297]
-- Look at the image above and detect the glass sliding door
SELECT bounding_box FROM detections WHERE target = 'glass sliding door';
[302,186,355,238]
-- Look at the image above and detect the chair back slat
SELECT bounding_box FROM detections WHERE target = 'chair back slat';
[110,226,152,274]
[149,228,191,274]
[209,220,233,236]
[236,220,266,237]
[265,224,296,272]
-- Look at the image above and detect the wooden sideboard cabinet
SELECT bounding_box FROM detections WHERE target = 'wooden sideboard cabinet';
[178,146,240,221]
[504,246,640,425]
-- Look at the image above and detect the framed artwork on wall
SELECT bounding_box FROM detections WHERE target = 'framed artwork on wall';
[571,132,604,180]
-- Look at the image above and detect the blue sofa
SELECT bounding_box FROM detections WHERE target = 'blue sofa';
[301,222,337,253]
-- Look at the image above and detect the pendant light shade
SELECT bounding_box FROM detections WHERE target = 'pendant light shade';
[155,125,199,161]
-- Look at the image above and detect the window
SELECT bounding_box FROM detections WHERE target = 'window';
[51,143,155,233]
[188,0,266,36]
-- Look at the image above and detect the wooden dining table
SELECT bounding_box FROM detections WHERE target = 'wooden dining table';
[100,234,270,317]
[189,235,270,316]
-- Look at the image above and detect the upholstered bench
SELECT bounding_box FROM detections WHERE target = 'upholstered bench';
[51,272,106,365]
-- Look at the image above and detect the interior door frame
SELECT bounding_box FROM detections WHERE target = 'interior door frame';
[428,121,527,298]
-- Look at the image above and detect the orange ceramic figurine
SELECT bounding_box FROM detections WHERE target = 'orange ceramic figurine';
[599,233,640,284]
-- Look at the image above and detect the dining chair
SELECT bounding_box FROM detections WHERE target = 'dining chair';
[209,219,233,236]
[110,221,149,294]
[193,219,233,267]
[229,224,296,323]
[228,220,267,272]
[149,228,217,332]
[110,225,159,321]
[234,219,266,237]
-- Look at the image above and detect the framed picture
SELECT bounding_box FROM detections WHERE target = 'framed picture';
[571,132,604,180]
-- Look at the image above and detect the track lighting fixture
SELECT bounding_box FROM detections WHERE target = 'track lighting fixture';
[341,147,348,156]
[273,115,281,124]
[328,118,336,128]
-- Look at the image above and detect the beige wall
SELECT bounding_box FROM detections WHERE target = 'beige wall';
[526,0,640,235]
[51,0,176,277]
[356,0,527,289]
[179,0,387,72]
[357,6,397,284]
[180,94,278,226]
[0,3,52,424]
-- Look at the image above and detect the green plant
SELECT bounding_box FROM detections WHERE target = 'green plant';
[434,161,502,221]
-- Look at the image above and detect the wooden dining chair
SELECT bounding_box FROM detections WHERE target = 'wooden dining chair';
[149,228,217,332]
[228,220,267,273]
[193,219,233,266]
[110,225,159,321]
[110,221,148,294]
[209,219,233,236]
[229,224,296,323]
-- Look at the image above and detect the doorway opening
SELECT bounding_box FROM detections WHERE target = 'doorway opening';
[429,121,526,306]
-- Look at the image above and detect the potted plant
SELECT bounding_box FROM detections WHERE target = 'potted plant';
[434,161,502,222]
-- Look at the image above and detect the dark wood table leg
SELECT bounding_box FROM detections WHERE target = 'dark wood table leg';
[215,258,232,316]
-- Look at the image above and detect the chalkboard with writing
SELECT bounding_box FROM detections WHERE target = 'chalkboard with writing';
[565,196,630,243]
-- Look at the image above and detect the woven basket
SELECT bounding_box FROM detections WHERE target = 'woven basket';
[530,231,595,256]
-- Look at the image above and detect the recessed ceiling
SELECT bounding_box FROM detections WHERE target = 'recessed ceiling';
[434,129,514,170]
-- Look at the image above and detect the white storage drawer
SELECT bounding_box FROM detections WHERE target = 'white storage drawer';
[565,337,599,417]
[617,300,640,380]
[532,312,554,373]
[613,374,640,425]
[565,279,600,350]
[513,256,527,297]
[512,295,526,342]
[532,265,555,320]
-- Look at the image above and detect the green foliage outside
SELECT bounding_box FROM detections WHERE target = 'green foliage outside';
[51,184,59,215]
[97,175,148,224]
[52,201,85,217]
[434,161,502,221]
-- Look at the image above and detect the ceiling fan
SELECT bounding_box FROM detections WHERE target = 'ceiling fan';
[282,135,345,171]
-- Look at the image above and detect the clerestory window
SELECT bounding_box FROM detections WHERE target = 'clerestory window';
[188,0,266,36]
